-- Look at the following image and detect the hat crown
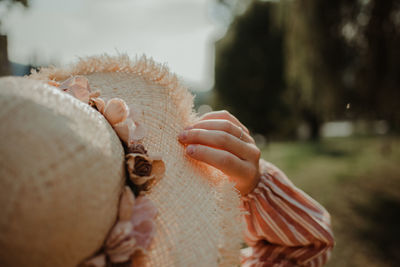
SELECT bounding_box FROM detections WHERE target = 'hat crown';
[0,77,124,267]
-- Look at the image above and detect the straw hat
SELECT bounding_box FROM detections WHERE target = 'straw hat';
[0,55,243,267]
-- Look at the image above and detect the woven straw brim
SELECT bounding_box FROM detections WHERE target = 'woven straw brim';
[29,54,244,267]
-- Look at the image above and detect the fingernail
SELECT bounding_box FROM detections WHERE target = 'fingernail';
[186,145,195,155]
[178,131,188,141]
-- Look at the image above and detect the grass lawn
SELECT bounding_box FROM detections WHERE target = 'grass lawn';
[261,136,400,267]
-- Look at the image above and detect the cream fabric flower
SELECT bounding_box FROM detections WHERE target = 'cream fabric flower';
[58,76,146,145]
[59,76,91,103]
[93,98,147,145]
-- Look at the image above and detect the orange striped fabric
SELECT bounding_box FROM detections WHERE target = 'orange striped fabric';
[240,160,334,266]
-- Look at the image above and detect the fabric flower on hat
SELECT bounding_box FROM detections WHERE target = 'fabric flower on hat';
[55,76,165,266]
[125,144,165,189]
[80,254,106,267]
[92,98,147,145]
[82,186,157,267]
[58,76,99,103]
[57,76,146,145]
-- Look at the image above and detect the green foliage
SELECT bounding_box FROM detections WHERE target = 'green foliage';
[345,0,400,130]
[0,0,28,6]
[214,1,295,139]
[285,0,400,136]
[0,0,29,76]
[285,0,352,138]
[214,0,400,140]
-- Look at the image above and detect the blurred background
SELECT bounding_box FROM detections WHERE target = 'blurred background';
[1,0,399,266]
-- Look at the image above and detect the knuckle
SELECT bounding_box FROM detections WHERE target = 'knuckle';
[249,136,256,144]
[220,154,233,167]
[253,146,261,159]
[217,131,230,145]
[223,120,234,132]
[248,144,261,160]
[221,110,230,116]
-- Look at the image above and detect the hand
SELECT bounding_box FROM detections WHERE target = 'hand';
[178,110,261,196]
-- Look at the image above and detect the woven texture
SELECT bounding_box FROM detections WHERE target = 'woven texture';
[0,77,125,267]
[28,55,244,266]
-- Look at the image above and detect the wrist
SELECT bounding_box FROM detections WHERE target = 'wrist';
[239,171,261,196]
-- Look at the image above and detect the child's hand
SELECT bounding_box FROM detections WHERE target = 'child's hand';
[178,110,261,196]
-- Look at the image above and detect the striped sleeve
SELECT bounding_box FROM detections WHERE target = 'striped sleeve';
[240,159,334,267]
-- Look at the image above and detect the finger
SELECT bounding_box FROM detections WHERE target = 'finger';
[179,129,260,161]
[185,144,255,183]
[187,119,254,144]
[199,110,250,134]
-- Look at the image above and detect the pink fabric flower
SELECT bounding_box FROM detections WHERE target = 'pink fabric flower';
[105,187,157,264]
[130,195,158,251]
[82,187,157,266]
[92,98,147,145]
[59,76,146,145]
[59,76,92,103]
[81,254,106,267]
[60,76,158,267]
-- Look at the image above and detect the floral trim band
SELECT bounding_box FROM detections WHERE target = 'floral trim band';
[56,76,147,145]
[49,76,165,267]
[83,187,157,267]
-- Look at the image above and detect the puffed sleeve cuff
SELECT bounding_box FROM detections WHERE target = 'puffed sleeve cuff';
[241,159,334,248]
[239,159,334,266]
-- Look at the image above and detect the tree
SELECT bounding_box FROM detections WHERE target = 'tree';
[215,0,400,140]
[350,0,400,131]
[0,0,29,76]
[284,0,355,140]
[214,1,294,139]
[285,0,400,137]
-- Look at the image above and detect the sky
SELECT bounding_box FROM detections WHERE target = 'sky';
[1,0,229,91]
